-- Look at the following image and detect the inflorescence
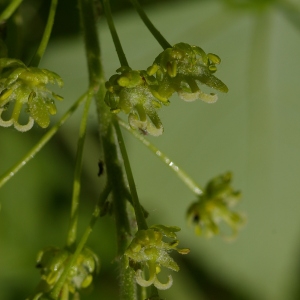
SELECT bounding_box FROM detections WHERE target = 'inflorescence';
[104,42,228,136]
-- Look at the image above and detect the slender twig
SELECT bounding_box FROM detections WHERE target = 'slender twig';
[113,117,148,230]
[29,0,58,67]
[0,0,23,22]
[67,87,93,248]
[102,0,129,67]
[129,0,171,49]
[118,118,203,195]
[0,91,88,189]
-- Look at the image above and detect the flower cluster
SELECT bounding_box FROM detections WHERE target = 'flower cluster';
[0,58,63,132]
[32,246,99,298]
[105,66,166,136]
[104,43,228,136]
[187,172,245,239]
[149,42,228,102]
[124,224,189,290]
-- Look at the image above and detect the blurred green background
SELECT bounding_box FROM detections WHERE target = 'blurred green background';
[1,0,300,299]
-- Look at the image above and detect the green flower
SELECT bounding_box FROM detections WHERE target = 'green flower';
[104,66,168,136]
[33,246,99,297]
[0,58,63,132]
[148,42,228,103]
[187,172,245,239]
[124,224,189,290]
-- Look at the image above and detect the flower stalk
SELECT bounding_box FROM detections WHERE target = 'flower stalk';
[113,117,148,231]
[0,0,23,22]
[67,87,93,248]
[29,0,58,67]
[118,118,203,195]
[102,0,129,67]
[129,0,171,50]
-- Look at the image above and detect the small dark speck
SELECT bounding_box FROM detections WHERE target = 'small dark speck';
[98,160,104,176]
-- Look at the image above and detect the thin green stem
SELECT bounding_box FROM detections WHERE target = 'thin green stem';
[119,118,203,195]
[0,0,23,22]
[113,117,148,230]
[129,0,171,49]
[102,0,129,67]
[50,183,112,299]
[67,87,93,248]
[0,91,88,190]
[29,0,58,67]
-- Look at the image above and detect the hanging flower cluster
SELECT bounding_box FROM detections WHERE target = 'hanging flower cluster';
[104,43,228,136]
[124,224,189,290]
[0,58,63,132]
[31,246,99,299]
[187,172,245,239]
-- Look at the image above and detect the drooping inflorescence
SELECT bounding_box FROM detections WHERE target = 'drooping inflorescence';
[187,172,245,239]
[0,58,63,132]
[104,43,228,136]
[124,224,189,290]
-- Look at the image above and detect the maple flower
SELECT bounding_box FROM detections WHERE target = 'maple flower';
[105,66,170,136]
[148,42,228,103]
[187,172,245,239]
[0,58,63,132]
[125,224,189,290]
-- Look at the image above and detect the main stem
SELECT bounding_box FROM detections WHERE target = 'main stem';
[79,0,137,299]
